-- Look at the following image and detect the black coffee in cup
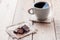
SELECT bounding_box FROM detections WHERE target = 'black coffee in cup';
[34,2,49,8]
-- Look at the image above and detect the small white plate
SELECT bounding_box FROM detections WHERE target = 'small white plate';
[6,22,37,39]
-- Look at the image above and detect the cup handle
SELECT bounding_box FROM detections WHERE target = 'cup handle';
[28,8,34,15]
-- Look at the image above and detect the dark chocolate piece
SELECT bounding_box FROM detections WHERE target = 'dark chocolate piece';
[14,28,24,34]
[13,25,30,35]
[17,28,24,34]
[21,25,30,33]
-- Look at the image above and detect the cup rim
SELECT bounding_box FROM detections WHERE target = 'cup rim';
[34,1,50,9]
[34,7,50,10]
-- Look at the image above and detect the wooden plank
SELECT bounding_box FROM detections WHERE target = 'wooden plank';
[51,0,60,40]
[52,0,60,20]
[0,0,17,40]
[11,0,34,40]
[54,19,60,40]
[33,22,56,40]
[12,0,34,24]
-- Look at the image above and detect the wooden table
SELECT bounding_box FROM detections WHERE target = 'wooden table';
[0,0,60,40]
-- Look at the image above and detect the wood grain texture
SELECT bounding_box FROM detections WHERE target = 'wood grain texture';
[52,0,60,40]
[52,0,60,20]
[13,0,33,24]
[0,0,17,40]
[33,22,56,40]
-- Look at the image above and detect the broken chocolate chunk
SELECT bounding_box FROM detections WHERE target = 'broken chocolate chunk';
[17,28,24,34]
[21,25,30,33]
[14,28,24,34]
[13,25,30,35]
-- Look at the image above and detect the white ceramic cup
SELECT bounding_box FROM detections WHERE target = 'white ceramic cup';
[28,2,50,21]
